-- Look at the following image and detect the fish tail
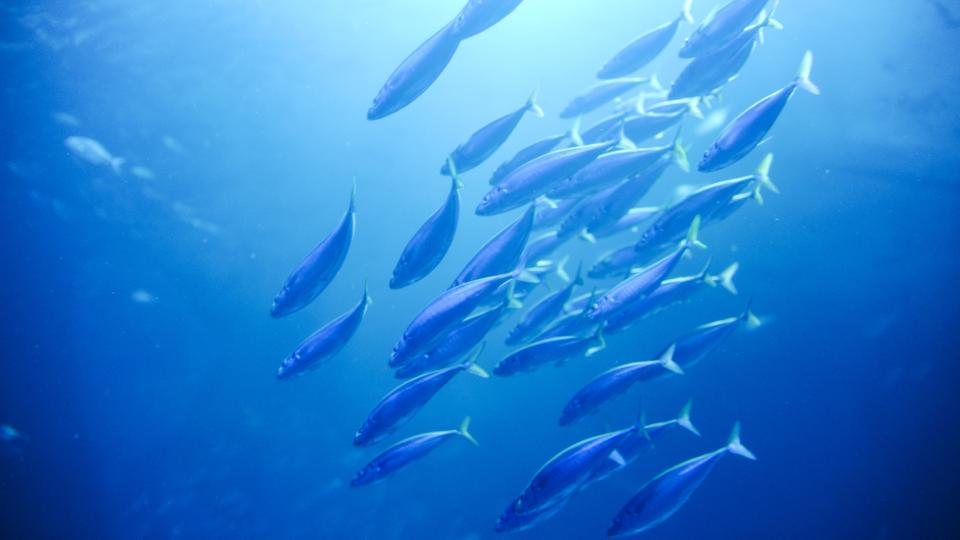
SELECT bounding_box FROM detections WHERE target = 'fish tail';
[677,399,701,436]
[714,262,739,295]
[568,117,584,147]
[362,279,373,306]
[794,50,821,95]
[505,280,524,310]
[555,255,571,283]
[349,177,358,210]
[687,97,704,119]
[458,417,479,447]
[648,73,663,92]
[752,153,780,200]
[726,422,757,460]
[683,215,708,250]
[658,344,684,374]
[572,262,584,287]
[671,128,691,172]
[586,324,606,357]
[526,88,544,118]
[635,397,651,441]
[764,0,784,30]
[110,157,125,175]
[579,229,597,244]
[681,0,694,24]
[462,342,490,378]
[740,297,762,329]
[447,156,464,189]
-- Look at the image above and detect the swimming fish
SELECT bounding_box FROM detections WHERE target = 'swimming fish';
[441,92,543,176]
[590,206,661,239]
[559,346,683,426]
[598,0,694,79]
[64,136,124,174]
[277,285,372,380]
[355,345,488,446]
[622,101,701,143]
[350,417,478,487]
[521,231,572,266]
[506,263,583,345]
[606,423,756,536]
[699,51,819,172]
[390,271,517,367]
[679,0,770,58]
[491,132,569,185]
[0,424,23,443]
[395,304,506,379]
[589,243,647,279]
[587,217,705,323]
[580,112,630,145]
[391,162,462,289]
[659,303,761,374]
[367,21,461,120]
[271,184,356,317]
[493,326,604,376]
[532,196,581,230]
[477,140,617,216]
[452,204,536,287]
[450,0,525,40]
[561,77,657,118]
[584,158,671,238]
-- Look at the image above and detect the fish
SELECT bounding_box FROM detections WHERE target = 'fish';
[591,206,661,239]
[452,205,536,287]
[606,423,756,536]
[506,263,584,345]
[494,496,569,534]
[350,417,478,487]
[491,132,569,185]
[589,243,646,279]
[669,5,782,99]
[390,271,518,367]
[477,140,616,216]
[560,77,656,118]
[271,184,355,318]
[391,163,462,289]
[644,97,706,116]
[587,217,705,323]
[580,112,630,145]
[521,231,572,266]
[395,304,506,379]
[679,0,770,58]
[0,424,23,442]
[536,307,600,341]
[708,182,765,222]
[658,303,761,374]
[597,0,694,79]
[367,21,461,120]
[450,0,525,40]
[64,136,124,174]
[586,401,700,487]
[699,51,819,172]
[277,285,372,380]
[532,196,581,230]
[559,346,683,426]
[622,101,701,143]
[605,260,739,333]
[355,346,488,446]
[493,326,605,376]
[441,91,543,175]
[584,158,671,237]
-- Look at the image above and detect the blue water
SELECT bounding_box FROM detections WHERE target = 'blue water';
[2,1,959,538]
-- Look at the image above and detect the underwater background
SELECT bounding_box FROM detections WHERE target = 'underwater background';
[1,0,959,538]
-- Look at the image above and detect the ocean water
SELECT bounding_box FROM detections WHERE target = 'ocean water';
[2,1,959,538]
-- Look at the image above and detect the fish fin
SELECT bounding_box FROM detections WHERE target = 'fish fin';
[795,50,820,95]
[697,257,713,282]
[683,215,707,250]
[681,0,694,24]
[568,117,584,147]
[677,399,701,436]
[461,342,488,378]
[635,398,651,441]
[447,156,464,189]
[505,281,524,310]
[349,177,358,210]
[609,449,627,467]
[585,324,606,357]
[517,269,541,284]
[110,157,125,175]
[753,153,780,194]
[526,88,544,118]
[458,417,479,447]
[671,128,690,172]
[555,255,571,283]
[539,195,559,209]
[362,280,373,306]
[617,124,637,150]
[648,74,663,92]
[726,422,756,460]
[765,0,783,30]
[687,97,704,119]
[659,344,683,374]
[572,262,584,287]
[741,297,762,329]
[718,262,739,295]
[467,364,490,379]
[579,229,597,244]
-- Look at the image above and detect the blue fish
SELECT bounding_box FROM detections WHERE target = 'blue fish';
[559,346,683,426]
[598,0,694,79]
[589,243,646,279]
[585,157,671,237]
[271,185,355,318]
[586,401,700,487]
[591,206,661,239]
[623,100,702,143]
[606,423,756,536]
[390,162,462,289]
[390,271,517,367]
[580,112,629,145]
[536,307,601,342]
[708,182,765,222]
[477,140,616,216]
[660,304,761,374]
[450,0,525,40]
[441,92,543,176]
[679,0,770,58]
[355,345,488,446]
[506,264,584,346]
[532,196,581,230]
[367,21,461,120]
[522,231,572,266]
[395,304,506,379]
[699,51,819,172]
[453,204,536,287]
[561,77,656,118]
[350,417,478,487]
[587,217,705,323]
[494,326,604,377]
[277,286,372,380]
[491,132,569,185]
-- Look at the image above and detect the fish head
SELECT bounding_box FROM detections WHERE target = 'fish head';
[559,399,582,426]
[276,353,300,380]
[270,287,293,318]
[367,84,396,121]
[698,142,722,172]
[389,260,410,289]
[476,185,507,215]
[349,465,378,487]
[353,420,376,446]
[607,513,627,536]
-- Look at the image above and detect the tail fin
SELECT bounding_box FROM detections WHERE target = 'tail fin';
[740,298,762,329]
[110,157,125,175]
[568,117,584,147]
[579,229,598,244]
[752,153,779,195]
[764,0,783,30]
[572,262,584,287]
[447,156,464,189]
[635,398,651,441]
[526,88,545,118]
[683,215,708,250]
[648,73,663,92]
[658,344,684,374]
[687,97,704,119]
[794,50,820,95]
[708,262,739,295]
[671,128,691,172]
[726,422,756,460]
[586,324,606,357]
[505,280,524,310]
[458,417,479,447]
[677,400,700,436]
[361,279,373,307]
[349,177,358,211]
[617,124,637,151]
[539,195,559,209]
[556,255,571,283]
[681,0,694,24]
[461,342,490,378]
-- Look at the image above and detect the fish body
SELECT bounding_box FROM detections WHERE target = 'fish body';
[533,196,582,230]
[391,175,461,289]
[622,110,688,143]
[442,93,543,175]
[666,306,758,373]
[453,205,536,287]
[581,112,629,145]
[591,206,661,239]
[396,305,505,379]
[277,287,371,379]
[506,267,583,345]
[598,1,694,79]
[64,136,124,174]
[522,231,570,265]
[679,0,769,58]
[589,244,646,280]
[586,158,670,236]
[560,78,653,119]
[450,0,524,40]
[494,330,603,376]
[491,133,568,185]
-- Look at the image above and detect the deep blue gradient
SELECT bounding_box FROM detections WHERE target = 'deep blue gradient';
[1,1,958,538]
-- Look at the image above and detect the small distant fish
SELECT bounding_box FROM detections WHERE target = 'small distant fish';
[395,304,506,379]
[450,0,525,40]
[351,417,478,486]
[0,424,24,442]
[452,204,536,287]
[271,184,355,318]
[699,51,819,172]
[355,346,488,446]
[277,286,372,379]
[490,132,570,185]
[591,206,661,239]
[130,289,157,304]
[679,0,770,58]
[51,112,80,127]
[597,0,694,79]
[493,326,604,376]
[607,423,756,536]
[655,303,761,374]
[130,165,156,180]
[391,166,462,289]
[441,91,543,176]
[368,21,461,120]
[580,112,629,145]
[64,136,124,174]
[162,135,187,155]
[560,77,657,118]
[506,262,583,345]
